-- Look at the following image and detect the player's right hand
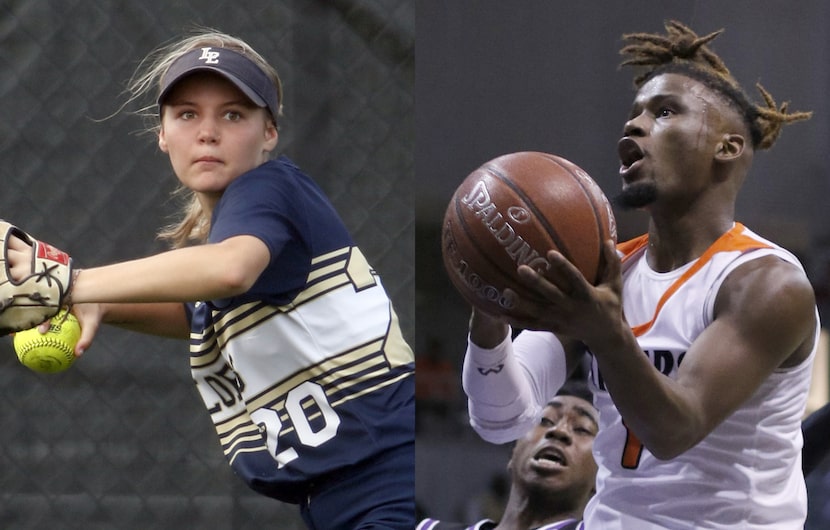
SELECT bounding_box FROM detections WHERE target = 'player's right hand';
[61,303,102,356]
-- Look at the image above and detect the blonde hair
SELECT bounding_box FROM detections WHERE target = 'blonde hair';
[125,28,283,248]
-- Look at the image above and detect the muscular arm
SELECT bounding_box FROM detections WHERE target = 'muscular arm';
[513,239,816,459]
[590,255,817,459]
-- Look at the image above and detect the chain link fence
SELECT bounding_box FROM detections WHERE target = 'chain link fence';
[0,0,413,528]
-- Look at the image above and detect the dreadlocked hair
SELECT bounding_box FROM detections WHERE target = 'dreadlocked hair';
[619,20,811,150]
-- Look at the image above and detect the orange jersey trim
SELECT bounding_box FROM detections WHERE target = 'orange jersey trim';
[617,223,772,337]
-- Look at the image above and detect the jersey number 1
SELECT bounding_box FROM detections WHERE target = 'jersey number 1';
[622,420,644,469]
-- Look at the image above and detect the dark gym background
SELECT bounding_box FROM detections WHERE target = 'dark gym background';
[0,1,412,528]
[415,2,830,528]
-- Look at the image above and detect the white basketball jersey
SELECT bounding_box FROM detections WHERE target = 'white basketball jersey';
[585,223,818,529]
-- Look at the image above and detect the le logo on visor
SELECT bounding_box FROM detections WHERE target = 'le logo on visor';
[198,47,220,65]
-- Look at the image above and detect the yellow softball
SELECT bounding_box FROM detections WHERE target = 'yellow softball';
[13,309,81,374]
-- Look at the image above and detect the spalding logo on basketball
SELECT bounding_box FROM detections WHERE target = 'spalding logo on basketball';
[441,151,617,320]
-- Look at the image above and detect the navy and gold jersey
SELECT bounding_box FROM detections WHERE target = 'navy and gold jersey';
[186,157,414,502]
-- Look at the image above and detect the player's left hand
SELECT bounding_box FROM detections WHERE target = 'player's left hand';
[503,239,624,342]
[0,220,75,335]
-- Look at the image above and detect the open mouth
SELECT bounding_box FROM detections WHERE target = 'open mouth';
[533,446,568,468]
[617,137,644,176]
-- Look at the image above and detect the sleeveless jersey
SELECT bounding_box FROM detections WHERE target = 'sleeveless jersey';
[584,223,818,529]
[187,156,415,503]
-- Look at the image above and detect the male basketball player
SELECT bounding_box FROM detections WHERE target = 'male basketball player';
[461,20,818,529]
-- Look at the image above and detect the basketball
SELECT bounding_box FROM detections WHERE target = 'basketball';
[441,151,617,320]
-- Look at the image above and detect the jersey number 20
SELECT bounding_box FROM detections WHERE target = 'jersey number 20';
[252,381,341,468]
